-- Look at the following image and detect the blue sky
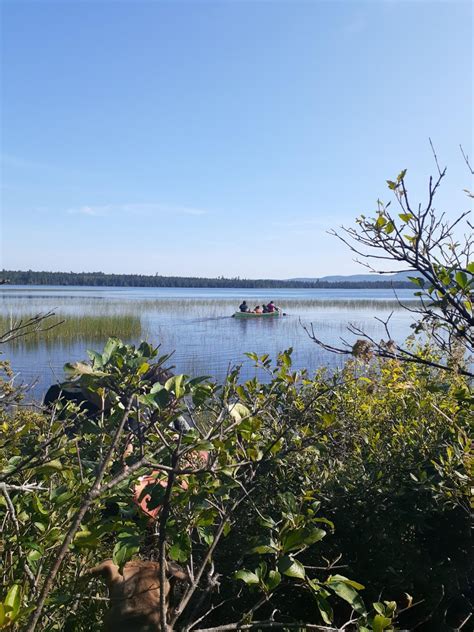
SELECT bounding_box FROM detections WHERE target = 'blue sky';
[1,0,472,278]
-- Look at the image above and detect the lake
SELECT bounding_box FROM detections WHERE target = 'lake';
[0,285,419,399]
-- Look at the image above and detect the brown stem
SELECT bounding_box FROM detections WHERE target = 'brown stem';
[159,433,182,632]
[193,622,341,632]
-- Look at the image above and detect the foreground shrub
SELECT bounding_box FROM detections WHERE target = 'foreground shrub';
[0,340,405,632]
[0,337,471,631]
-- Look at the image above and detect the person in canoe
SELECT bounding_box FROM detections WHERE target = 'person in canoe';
[266,301,280,313]
[253,305,263,314]
[239,300,250,312]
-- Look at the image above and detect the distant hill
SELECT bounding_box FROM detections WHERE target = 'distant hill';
[292,271,421,283]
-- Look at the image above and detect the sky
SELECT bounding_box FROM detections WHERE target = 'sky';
[1,0,472,279]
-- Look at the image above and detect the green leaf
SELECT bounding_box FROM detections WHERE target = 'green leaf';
[137,361,150,375]
[376,215,387,228]
[27,548,43,563]
[250,542,279,555]
[408,276,424,288]
[102,337,121,364]
[384,221,395,234]
[328,574,365,590]
[165,375,185,398]
[228,402,250,421]
[73,530,99,548]
[188,375,211,387]
[398,213,413,223]
[384,600,397,615]
[36,459,64,474]
[87,350,104,368]
[303,527,326,545]
[266,570,281,591]
[64,361,106,377]
[32,494,48,516]
[282,527,326,552]
[278,555,305,579]
[145,482,167,511]
[257,516,276,530]
[169,533,191,563]
[315,592,333,624]
[234,569,260,585]
[139,393,159,409]
[372,614,393,632]
[151,387,171,408]
[4,584,21,621]
[113,533,140,567]
[327,580,366,615]
[455,271,469,289]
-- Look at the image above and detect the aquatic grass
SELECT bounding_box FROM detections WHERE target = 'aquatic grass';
[0,295,420,318]
[0,313,142,348]
[123,297,421,313]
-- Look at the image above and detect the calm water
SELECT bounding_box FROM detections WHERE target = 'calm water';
[0,286,419,399]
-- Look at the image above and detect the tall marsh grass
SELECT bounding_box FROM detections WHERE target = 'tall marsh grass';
[0,313,142,348]
[0,296,420,316]
[0,295,420,348]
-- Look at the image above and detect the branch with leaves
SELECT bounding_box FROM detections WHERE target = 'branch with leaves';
[319,148,473,376]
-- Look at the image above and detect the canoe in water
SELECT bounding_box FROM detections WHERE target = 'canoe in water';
[233,311,281,318]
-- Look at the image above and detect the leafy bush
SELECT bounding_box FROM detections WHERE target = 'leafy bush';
[1,340,405,632]
[0,338,471,631]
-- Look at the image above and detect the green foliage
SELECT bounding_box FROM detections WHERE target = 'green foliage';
[0,338,407,631]
[347,168,474,369]
[0,334,471,630]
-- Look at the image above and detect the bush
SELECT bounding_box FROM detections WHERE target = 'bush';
[0,340,471,631]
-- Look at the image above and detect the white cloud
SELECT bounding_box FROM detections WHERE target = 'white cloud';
[66,202,208,218]
[68,205,104,216]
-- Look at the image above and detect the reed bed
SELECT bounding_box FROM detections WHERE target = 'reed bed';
[0,296,420,317]
[133,298,420,313]
[0,313,142,347]
[0,295,419,349]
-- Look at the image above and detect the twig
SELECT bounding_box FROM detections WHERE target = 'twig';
[24,398,133,632]
[0,483,38,590]
[193,621,343,632]
[159,432,182,632]
[429,137,442,177]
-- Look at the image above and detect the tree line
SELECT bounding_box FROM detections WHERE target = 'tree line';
[0,269,413,289]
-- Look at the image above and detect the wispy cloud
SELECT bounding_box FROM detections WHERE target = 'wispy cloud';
[67,202,209,218]
[69,205,104,217]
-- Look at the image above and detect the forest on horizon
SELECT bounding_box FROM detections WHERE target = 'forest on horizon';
[0,269,413,289]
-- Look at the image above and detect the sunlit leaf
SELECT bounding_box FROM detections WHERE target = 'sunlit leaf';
[278,555,305,579]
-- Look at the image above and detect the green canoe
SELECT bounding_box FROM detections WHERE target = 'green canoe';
[233,311,281,318]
